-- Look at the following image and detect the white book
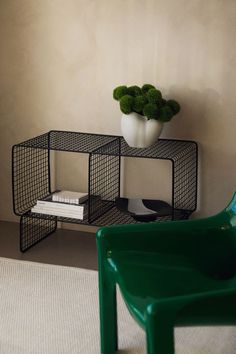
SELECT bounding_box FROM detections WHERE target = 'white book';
[33,205,83,216]
[32,206,84,220]
[37,194,84,212]
[52,190,88,205]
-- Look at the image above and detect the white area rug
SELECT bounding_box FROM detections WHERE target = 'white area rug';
[0,257,235,354]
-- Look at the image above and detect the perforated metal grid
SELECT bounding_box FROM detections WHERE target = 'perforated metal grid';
[12,145,50,216]
[49,131,118,153]
[27,205,191,227]
[173,144,198,212]
[20,130,117,153]
[120,137,196,160]
[88,138,120,223]
[89,206,191,226]
[17,132,49,149]
[20,213,57,252]
[120,137,198,215]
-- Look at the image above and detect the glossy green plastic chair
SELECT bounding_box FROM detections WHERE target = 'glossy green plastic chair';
[96,193,236,354]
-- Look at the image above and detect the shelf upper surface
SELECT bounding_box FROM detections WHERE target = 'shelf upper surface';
[14,130,197,160]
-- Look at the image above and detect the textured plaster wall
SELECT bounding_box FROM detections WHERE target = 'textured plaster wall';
[1,0,236,225]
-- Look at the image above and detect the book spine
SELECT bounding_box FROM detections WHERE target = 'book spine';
[32,206,84,220]
[51,191,88,205]
[37,200,84,212]
[33,205,83,215]
[52,196,80,205]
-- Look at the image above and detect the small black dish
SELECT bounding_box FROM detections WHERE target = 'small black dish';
[115,197,172,222]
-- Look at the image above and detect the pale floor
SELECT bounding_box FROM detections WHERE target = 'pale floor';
[0,221,98,270]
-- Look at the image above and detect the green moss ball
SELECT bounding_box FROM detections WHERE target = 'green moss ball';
[161,98,167,106]
[146,88,162,105]
[120,95,134,114]
[141,84,156,94]
[133,95,148,113]
[113,86,129,100]
[127,85,142,97]
[143,103,159,120]
[159,106,174,122]
[166,100,181,115]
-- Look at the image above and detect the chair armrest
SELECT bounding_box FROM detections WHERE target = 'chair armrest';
[147,287,236,326]
[97,191,236,255]
[96,212,228,256]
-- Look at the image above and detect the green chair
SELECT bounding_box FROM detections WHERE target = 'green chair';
[96,193,236,354]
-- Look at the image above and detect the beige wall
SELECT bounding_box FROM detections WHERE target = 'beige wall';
[1,0,236,225]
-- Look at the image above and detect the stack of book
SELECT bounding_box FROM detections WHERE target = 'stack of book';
[31,190,88,220]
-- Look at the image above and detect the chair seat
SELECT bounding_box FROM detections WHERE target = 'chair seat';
[97,193,236,354]
[109,251,234,326]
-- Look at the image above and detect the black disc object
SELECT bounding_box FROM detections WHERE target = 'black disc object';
[115,198,172,222]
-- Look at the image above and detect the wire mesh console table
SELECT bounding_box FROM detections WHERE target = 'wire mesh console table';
[12,130,198,252]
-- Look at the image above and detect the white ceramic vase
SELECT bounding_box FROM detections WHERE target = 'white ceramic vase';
[121,112,163,148]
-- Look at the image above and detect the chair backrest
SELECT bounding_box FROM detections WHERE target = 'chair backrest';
[207,192,236,280]
[191,192,236,281]
[101,192,236,282]
[226,191,236,215]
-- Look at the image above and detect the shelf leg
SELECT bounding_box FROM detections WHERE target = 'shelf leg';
[20,214,57,252]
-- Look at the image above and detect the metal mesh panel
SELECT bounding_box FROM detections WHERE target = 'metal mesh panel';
[173,143,198,212]
[27,206,191,227]
[19,131,116,152]
[48,131,117,153]
[88,138,120,223]
[12,145,50,215]
[121,137,198,215]
[90,207,191,226]
[18,132,49,149]
[20,213,57,252]
[121,137,195,160]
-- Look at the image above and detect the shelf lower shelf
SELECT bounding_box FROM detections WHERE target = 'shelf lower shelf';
[28,203,193,226]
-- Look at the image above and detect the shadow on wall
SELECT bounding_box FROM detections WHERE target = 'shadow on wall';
[161,86,223,217]
[164,86,222,141]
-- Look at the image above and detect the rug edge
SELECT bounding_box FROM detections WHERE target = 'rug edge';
[0,256,98,274]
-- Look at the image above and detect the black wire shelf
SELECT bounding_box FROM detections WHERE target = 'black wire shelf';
[12,130,198,252]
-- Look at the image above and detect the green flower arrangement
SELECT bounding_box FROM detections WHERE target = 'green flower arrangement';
[113,84,180,122]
